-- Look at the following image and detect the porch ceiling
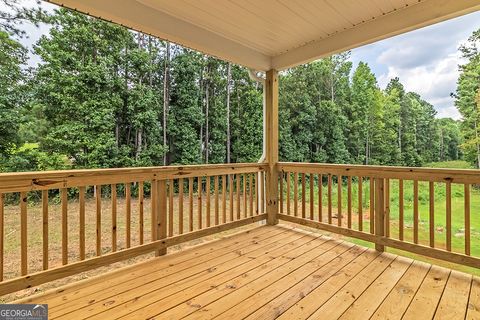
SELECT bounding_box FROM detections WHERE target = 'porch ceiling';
[45,0,480,71]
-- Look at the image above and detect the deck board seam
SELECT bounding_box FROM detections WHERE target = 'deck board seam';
[144,237,341,320]
[239,245,369,320]
[431,270,452,320]
[464,276,474,320]
[303,251,394,319]
[206,242,356,319]
[50,229,315,318]
[335,256,405,320]
[399,264,432,320]
[46,227,288,313]
[18,225,278,304]
[366,259,418,320]
[138,235,336,320]
[338,256,414,320]
[89,232,328,319]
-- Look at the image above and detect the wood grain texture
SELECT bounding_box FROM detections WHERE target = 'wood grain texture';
[15,225,476,320]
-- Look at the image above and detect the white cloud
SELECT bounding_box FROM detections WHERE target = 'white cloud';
[351,11,480,120]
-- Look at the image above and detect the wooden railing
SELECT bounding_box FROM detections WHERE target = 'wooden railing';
[0,163,267,295]
[2,160,479,296]
[278,162,480,269]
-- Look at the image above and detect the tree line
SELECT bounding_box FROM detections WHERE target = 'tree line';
[1,5,474,173]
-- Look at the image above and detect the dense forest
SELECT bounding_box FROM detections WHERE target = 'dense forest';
[1,3,478,173]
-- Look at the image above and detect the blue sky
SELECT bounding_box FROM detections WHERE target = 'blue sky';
[7,1,480,120]
[350,11,480,120]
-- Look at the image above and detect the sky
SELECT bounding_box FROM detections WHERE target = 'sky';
[350,11,480,120]
[6,1,480,120]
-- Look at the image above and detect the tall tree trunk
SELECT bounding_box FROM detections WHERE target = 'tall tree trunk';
[475,88,480,168]
[226,63,231,164]
[398,121,402,156]
[475,119,480,169]
[135,34,144,160]
[163,42,170,165]
[205,74,210,164]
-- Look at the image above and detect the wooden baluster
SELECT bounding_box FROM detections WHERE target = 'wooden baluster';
[280,172,284,214]
[178,179,184,234]
[337,175,342,227]
[206,176,211,227]
[328,174,332,224]
[79,187,86,260]
[214,176,219,225]
[301,173,306,218]
[429,181,434,248]
[253,172,260,215]
[229,175,234,220]
[111,184,117,252]
[249,174,254,217]
[309,173,314,220]
[358,176,363,231]
[169,180,174,237]
[236,174,241,220]
[385,179,390,237]
[222,175,227,222]
[198,177,203,229]
[374,178,385,252]
[151,180,158,242]
[287,173,291,216]
[0,193,3,280]
[126,183,131,248]
[61,188,68,265]
[369,178,374,234]
[42,190,49,270]
[20,192,27,275]
[446,181,452,251]
[189,177,194,232]
[96,185,102,256]
[157,180,167,256]
[261,172,265,214]
[399,179,404,241]
[293,172,298,217]
[413,180,419,244]
[318,174,322,222]
[138,182,144,244]
[347,176,352,229]
[465,184,471,256]
[243,174,247,218]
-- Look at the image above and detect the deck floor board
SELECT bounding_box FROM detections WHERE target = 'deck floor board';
[15,225,479,320]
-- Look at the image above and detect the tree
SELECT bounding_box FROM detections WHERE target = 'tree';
[0,30,26,160]
[348,62,383,164]
[0,0,50,37]
[454,29,480,168]
[168,49,203,164]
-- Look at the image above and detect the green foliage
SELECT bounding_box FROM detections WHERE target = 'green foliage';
[454,28,480,168]
[0,5,468,173]
[0,30,26,159]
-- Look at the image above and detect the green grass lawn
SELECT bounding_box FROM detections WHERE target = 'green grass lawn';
[281,160,480,275]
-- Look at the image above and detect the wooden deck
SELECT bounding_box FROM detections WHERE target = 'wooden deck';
[19,225,480,320]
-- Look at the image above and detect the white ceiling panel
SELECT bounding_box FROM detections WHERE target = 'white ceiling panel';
[45,0,480,70]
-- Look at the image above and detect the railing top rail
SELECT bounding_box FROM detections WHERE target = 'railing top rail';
[278,162,480,184]
[0,163,267,193]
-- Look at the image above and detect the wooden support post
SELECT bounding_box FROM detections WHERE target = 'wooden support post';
[374,178,385,252]
[157,180,168,256]
[265,69,279,225]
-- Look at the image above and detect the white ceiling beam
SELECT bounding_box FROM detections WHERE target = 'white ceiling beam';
[46,0,272,70]
[271,0,480,70]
